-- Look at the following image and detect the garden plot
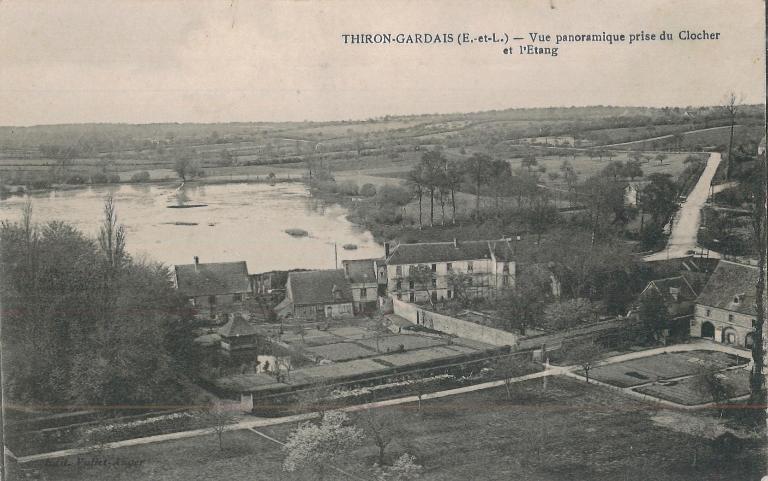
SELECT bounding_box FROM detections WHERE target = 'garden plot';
[281,328,343,346]
[374,345,479,367]
[303,342,377,362]
[588,351,748,388]
[635,368,750,406]
[357,334,446,353]
[288,359,389,384]
[327,326,371,340]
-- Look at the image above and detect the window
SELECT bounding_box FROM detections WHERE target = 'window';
[467,277,473,286]
[753,319,758,328]
[409,292,415,302]
[360,288,367,299]
[467,261,474,272]
[409,280,415,290]
[396,265,402,276]
[396,280,402,290]
[431,278,437,288]
[233,293,243,302]
[208,295,217,305]
[503,263,509,273]
[705,309,711,317]
[447,290,453,299]
[728,314,734,322]
[447,263,453,271]
[502,276,510,287]
[431,264,437,272]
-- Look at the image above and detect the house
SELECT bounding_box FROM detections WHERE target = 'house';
[639,276,698,319]
[384,239,516,304]
[690,260,759,348]
[219,315,259,351]
[342,259,379,314]
[173,257,251,321]
[277,269,354,320]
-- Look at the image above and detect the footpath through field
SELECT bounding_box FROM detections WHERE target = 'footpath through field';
[13,339,749,464]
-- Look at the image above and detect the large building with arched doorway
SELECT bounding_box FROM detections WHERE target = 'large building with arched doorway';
[690,260,759,349]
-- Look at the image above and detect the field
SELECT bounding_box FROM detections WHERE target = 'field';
[588,351,749,388]
[24,376,765,481]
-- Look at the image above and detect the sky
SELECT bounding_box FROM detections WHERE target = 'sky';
[0,0,764,126]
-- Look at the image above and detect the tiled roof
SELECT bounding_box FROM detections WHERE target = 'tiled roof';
[219,316,258,338]
[386,240,514,265]
[174,261,250,297]
[288,269,353,305]
[643,276,698,304]
[342,258,377,284]
[695,261,759,315]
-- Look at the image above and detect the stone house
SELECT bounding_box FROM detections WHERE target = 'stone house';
[342,258,379,314]
[384,239,516,304]
[173,257,251,321]
[690,260,759,349]
[277,269,354,320]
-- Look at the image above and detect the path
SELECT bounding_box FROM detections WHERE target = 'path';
[644,152,722,261]
[597,125,735,149]
[13,339,749,464]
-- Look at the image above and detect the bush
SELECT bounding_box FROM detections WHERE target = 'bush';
[130,171,151,183]
[66,175,86,185]
[359,183,377,197]
[90,172,109,184]
[337,181,359,196]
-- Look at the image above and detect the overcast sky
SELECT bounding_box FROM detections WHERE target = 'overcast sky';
[0,0,764,126]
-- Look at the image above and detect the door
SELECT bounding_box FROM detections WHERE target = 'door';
[701,321,715,339]
[325,305,333,319]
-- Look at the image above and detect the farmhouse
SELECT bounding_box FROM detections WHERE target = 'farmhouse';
[173,257,251,321]
[278,269,354,320]
[639,276,698,319]
[690,260,759,348]
[384,239,516,304]
[342,258,380,314]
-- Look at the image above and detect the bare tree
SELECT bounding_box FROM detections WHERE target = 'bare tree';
[567,341,605,383]
[200,401,236,451]
[356,408,401,465]
[492,354,529,400]
[723,92,741,180]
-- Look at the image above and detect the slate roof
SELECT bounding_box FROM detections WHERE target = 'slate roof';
[642,276,698,304]
[695,261,759,315]
[342,258,377,284]
[219,316,258,338]
[386,240,515,265]
[174,261,250,297]
[288,269,353,305]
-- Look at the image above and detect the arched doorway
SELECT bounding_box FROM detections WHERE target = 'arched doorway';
[701,321,715,339]
[721,328,737,345]
[745,332,754,349]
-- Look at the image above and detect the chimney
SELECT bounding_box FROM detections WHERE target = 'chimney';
[194,256,199,271]
[384,242,390,257]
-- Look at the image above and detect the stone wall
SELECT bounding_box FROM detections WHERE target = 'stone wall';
[392,298,519,347]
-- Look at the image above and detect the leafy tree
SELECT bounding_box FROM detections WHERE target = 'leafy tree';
[722,91,741,180]
[173,156,203,181]
[282,410,364,481]
[621,161,643,180]
[543,298,599,331]
[407,264,435,304]
[463,153,492,217]
[642,173,678,226]
[444,161,463,224]
[407,164,426,229]
[446,270,474,307]
[655,153,667,165]
[638,288,670,341]
[497,266,552,333]
[692,366,736,418]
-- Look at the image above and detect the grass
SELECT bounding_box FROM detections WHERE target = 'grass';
[27,376,765,481]
[588,351,749,388]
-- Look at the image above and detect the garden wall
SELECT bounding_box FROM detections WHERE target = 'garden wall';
[392,298,519,347]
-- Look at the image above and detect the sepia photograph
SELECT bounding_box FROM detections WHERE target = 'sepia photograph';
[0,1,766,480]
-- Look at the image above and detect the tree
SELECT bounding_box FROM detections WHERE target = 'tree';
[621,161,643,180]
[463,153,491,217]
[567,341,604,383]
[356,408,401,466]
[497,267,552,333]
[638,288,670,342]
[446,270,474,307]
[173,157,202,181]
[200,401,235,451]
[420,150,447,227]
[524,190,559,243]
[641,173,678,226]
[407,164,426,229]
[692,366,736,418]
[444,161,463,224]
[376,453,423,481]
[283,410,364,481]
[543,298,599,331]
[655,153,667,165]
[492,355,529,400]
[723,92,741,180]
[407,264,435,304]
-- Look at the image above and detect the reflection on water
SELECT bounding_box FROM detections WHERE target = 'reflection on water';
[0,182,382,272]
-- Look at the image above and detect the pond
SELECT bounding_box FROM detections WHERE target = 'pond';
[0,182,383,272]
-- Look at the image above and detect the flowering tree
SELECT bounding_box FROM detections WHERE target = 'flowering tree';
[282,410,364,480]
[377,453,423,480]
